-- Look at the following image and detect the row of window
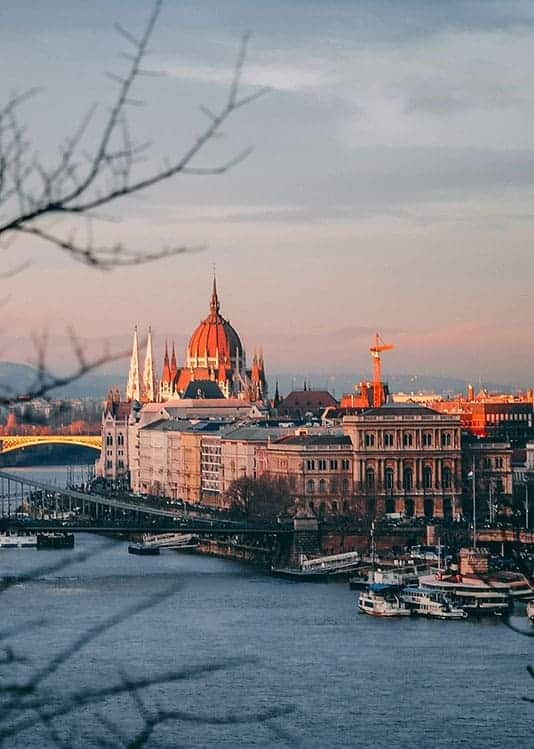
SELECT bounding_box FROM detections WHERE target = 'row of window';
[307,478,350,494]
[306,458,350,471]
[105,433,125,447]
[478,457,505,469]
[364,466,453,491]
[364,432,453,448]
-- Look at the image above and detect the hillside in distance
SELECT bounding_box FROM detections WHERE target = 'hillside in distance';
[0,362,519,402]
[0,362,124,401]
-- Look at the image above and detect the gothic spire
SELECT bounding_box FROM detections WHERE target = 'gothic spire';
[170,341,177,379]
[210,273,220,315]
[143,326,155,402]
[126,326,141,401]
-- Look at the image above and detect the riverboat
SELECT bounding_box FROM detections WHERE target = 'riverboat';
[401,586,467,620]
[37,533,75,550]
[418,571,510,615]
[350,562,426,590]
[128,542,160,556]
[0,532,37,549]
[527,600,534,623]
[358,584,411,617]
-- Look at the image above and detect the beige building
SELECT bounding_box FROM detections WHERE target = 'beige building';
[256,433,354,517]
[343,403,462,519]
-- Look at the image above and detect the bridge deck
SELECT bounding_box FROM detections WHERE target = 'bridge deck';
[0,471,291,535]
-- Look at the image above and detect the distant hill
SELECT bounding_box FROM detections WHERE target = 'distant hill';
[0,361,518,402]
[0,362,125,401]
[269,373,517,400]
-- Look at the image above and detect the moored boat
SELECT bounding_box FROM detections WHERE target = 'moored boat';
[358,584,411,617]
[401,586,467,620]
[418,572,510,615]
[527,600,534,623]
[37,533,75,550]
[0,532,37,549]
[128,542,160,556]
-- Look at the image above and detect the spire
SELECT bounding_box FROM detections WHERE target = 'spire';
[143,326,155,402]
[161,340,171,384]
[210,274,220,315]
[170,342,177,379]
[126,326,141,401]
[273,380,281,408]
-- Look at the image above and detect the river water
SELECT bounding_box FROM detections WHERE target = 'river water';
[1,467,533,748]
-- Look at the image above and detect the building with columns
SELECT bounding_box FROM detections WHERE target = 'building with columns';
[342,403,462,519]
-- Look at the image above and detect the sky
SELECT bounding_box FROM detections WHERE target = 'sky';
[2,0,534,386]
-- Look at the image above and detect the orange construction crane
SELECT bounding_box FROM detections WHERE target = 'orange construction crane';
[369,333,394,408]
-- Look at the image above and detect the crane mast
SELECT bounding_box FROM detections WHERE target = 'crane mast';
[369,333,394,408]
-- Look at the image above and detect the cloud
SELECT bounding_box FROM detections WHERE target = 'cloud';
[158,60,328,93]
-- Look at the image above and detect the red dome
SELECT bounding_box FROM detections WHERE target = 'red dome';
[186,279,243,368]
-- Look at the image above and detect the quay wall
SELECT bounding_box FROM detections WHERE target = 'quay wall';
[196,539,274,567]
[320,527,427,556]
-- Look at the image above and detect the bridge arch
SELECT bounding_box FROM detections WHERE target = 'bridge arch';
[0,436,102,455]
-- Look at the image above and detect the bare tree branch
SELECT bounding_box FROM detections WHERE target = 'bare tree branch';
[0,1,269,268]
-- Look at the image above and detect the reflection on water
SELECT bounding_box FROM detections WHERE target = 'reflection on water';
[0,468,533,748]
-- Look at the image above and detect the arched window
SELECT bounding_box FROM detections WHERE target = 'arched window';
[385,468,394,491]
[307,479,315,494]
[106,434,113,446]
[117,433,124,446]
[422,432,432,447]
[424,498,434,518]
[441,432,451,447]
[342,500,350,514]
[423,466,432,489]
[403,467,413,491]
[331,500,338,514]
[366,468,375,490]
[342,478,350,492]
[405,497,414,517]
[384,433,394,447]
[403,432,413,448]
[318,502,326,517]
[365,433,375,447]
[442,466,452,489]
[318,479,326,493]
[330,479,338,493]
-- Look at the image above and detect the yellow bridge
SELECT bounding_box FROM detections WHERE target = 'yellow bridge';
[0,435,101,455]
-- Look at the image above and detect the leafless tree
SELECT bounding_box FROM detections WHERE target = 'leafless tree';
[0,0,268,404]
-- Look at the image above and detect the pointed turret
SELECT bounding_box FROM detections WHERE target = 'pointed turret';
[210,274,220,315]
[126,327,141,401]
[170,342,177,380]
[273,380,281,408]
[142,326,156,402]
[161,341,171,384]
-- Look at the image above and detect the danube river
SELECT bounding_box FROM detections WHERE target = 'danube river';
[1,467,533,748]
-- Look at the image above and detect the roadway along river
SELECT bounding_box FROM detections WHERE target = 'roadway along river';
[1,466,533,748]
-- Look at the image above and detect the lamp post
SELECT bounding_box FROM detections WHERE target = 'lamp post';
[471,456,477,549]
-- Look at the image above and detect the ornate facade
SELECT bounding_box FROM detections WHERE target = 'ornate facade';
[342,404,462,519]
[159,277,267,402]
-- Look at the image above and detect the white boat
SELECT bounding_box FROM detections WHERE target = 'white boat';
[358,584,411,618]
[418,571,511,615]
[401,586,467,620]
[527,600,534,623]
[0,533,37,549]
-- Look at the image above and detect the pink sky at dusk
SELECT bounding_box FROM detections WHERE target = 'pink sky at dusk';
[2,1,534,387]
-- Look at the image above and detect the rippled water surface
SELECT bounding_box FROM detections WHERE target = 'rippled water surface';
[1,467,533,747]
